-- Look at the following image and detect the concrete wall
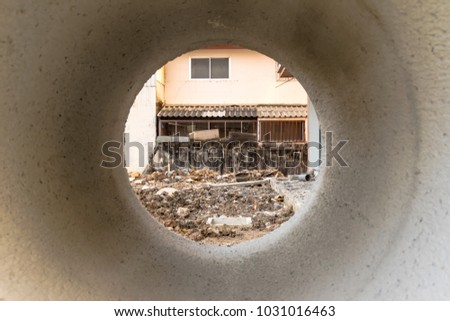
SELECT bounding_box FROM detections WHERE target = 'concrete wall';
[124,77,157,172]
[125,67,165,172]
[165,49,308,104]
[1,0,449,300]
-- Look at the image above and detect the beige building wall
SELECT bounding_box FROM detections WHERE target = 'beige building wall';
[164,48,308,105]
[155,66,165,104]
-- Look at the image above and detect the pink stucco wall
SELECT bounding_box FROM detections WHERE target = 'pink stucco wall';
[164,48,308,105]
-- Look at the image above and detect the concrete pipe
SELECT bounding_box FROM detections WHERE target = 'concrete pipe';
[1,1,449,300]
[290,174,312,182]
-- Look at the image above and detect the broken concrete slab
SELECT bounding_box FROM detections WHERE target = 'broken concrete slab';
[188,129,219,141]
[207,215,252,226]
[156,187,178,197]
[176,207,190,218]
[270,178,313,210]
[207,178,270,188]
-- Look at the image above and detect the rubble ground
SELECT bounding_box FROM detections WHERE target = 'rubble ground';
[129,168,299,245]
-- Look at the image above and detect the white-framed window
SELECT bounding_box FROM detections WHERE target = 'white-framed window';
[190,57,230,79]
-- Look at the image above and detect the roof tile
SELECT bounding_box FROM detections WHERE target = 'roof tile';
[158,104,307,118]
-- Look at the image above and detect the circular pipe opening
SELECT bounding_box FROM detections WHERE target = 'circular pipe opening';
[123,47,317,246]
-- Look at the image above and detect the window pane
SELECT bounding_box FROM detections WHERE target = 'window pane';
[193,122,209,131]
[272,122,283,141]
[260,121,282,141]
[211,58,229,78]
[225,122,241,138]
[210,122,225,138]
[242,121,256,134]
[176,122,191,136]
[161,122,177,136]
[191,58,209,78]
[275,120,305,142]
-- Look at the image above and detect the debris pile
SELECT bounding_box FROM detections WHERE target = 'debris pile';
[130,168,294,245]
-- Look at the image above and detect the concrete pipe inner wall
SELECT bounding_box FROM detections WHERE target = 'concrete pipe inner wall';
[1,1,449,300]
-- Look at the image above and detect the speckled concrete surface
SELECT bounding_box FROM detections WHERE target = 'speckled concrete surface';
[0,1,449,299]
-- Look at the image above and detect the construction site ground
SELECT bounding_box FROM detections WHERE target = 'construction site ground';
[130,168,313,246]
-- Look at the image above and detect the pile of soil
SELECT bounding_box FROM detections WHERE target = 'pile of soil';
[130,169,294,245]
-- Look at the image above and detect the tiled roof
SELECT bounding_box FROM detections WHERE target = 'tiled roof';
[158,104,307,118]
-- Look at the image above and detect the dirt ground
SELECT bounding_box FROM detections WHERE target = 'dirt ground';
[130,168,299,245]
